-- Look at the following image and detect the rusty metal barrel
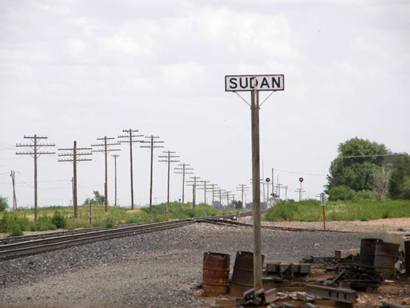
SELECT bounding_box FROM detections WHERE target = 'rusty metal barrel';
[404,240,410,277]
[374,241,399,278]
[202,252,230,296]
[360,238,383,267]
[230,251,265,294]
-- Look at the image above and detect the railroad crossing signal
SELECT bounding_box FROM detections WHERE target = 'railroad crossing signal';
[225,73,284,290]
[265,177,270,183]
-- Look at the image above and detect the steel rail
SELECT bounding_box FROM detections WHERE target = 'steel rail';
[0,220,194,261]
[0,213,246,261]
[200,218,356,233]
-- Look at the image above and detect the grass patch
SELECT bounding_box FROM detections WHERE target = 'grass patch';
[0,203,238,235]
[265,199,410,222]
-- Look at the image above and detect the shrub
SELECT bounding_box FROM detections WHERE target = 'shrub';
[328,185,354,201]
[51,211,66,228]
[0,212,32,233]
[352,190,377,201]
[9,225,23,236]
[34,214,57,231]
[105,216,115,229]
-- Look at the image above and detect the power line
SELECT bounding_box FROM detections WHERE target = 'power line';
[16,134,56,221]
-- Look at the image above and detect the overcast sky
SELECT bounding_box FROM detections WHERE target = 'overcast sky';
[0,0,409,208]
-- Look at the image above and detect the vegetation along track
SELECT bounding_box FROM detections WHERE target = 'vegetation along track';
[0,214,243,261]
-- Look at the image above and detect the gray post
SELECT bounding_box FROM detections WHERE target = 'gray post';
[251,88,263,289]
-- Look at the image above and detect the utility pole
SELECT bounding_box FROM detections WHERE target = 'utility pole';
[283,185,288,201]
[214,188,223,207]
[118,129,144,209]
[186,176,200,208]
[10,170,17,210]
[112,154,120,207]
[174,163,193,204]
[140,135,164,209]
[158,150,180,212]
[237,184,249,209]
[224,191,232,207]
[16,135,55,221]
[206,183,218,207]
[91,136,120,212]
[197,179,210,205]
[58,141,92,218]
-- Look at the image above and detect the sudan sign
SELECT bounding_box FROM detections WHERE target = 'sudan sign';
[225,74,285,92]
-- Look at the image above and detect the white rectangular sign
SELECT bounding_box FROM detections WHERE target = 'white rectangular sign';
[225,74,285,92]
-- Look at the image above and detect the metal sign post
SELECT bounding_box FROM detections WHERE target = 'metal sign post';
[225,74,284,290]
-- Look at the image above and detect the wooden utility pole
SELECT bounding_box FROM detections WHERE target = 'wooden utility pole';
[16,135,55,221]
[197,179,210,205]
[158,151,180,211]
[140,135,164,209]
[237,184,249,209]
[174,163,193,204]
[10,170,17,210]
[118,129,143,209]
[112,154,120,206]
[207,183,218,206]
[250,88,263,289]
[92,136,120,212]
[186,176,200,208]
[216,188,223,207]
[58,141,92,218]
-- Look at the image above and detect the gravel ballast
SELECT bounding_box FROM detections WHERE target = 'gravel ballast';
[0,222,371,307]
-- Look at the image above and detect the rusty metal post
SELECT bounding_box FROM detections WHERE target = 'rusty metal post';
[250,88,263,289]
[322,206,326,231]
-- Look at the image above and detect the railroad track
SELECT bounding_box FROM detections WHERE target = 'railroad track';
[0,211,271,261]
[200,217,354,233]
[0,214,243,261]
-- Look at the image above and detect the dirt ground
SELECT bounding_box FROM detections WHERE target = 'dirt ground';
[262,217,410,233]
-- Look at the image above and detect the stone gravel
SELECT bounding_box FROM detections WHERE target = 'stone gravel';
[0,222,371,307]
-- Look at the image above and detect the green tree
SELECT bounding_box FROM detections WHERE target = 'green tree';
[83,191,105,205]
[327,138,389,193]
[388,154,410,199]
[372,165,392,200]
[93,191,105,205]
[0,196,8,211]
